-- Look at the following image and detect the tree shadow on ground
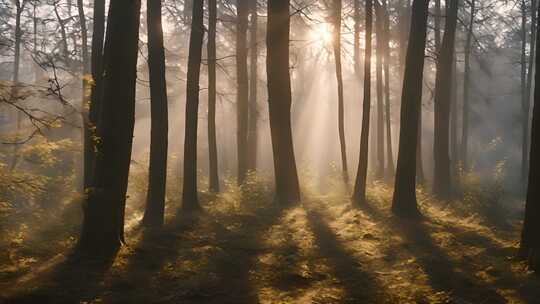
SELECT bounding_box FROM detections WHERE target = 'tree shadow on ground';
[305,208,389,303]
[358,200,510,304]
[104,200,286,304]
[2,252,117,304]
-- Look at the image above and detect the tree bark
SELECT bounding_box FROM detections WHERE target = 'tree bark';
[207,0,220,193]
[520,4,540,272]
[332,0,350,184]
[84,0,106,190]
[433,0,458,199]
[382,0,394,178]
[247,0,259,172]
[237,0,249,184]
[354,0,361,77]
[524,0,538,183]
[77,0,141,257]
[461,0,475,172]
[375,1,385,180]
[391,0,430,218]
[182,0,204,211]
[143,0,169,227]
[267,0,301,205]
[352,0,373,204]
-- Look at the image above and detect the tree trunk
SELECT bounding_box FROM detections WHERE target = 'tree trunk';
[207,0,220,193]
[237,0,249,184]
[352,0,373,204]
[391,0,430,218]
[267,0,301,205]
[382,0,395,177]
[461,0,475,172]
[143,0,169,227]
[76,0,89,191]
[375,1,385,180]
[247,0,259,172]
[84,0,106,190]
[332,0,350,184]
[433,0,458,199]
[524,0,538,183]
[520,4,540,272]
[182,0,204,211]
[77,0,141,257]
[354,0,361,77]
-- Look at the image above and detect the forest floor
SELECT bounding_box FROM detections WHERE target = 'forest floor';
[1,182,540,304]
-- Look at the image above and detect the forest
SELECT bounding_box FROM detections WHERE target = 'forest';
[1,0,540,303]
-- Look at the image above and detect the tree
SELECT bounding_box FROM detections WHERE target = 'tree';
[433,0,458,199]
[142,0,169,227]
[382,0,394,178]
[375,1,385,179]
[267,0,301,205]
[237,0,249,184]
[353,0,361,77]
[391,0,430,218]
[207,0,220,193]
[332,0,349,184]
[352,0,373,204]
[520,3,540,272]
[77,0,142,256]
[182,0,204,211]
[84,0,105,190]
[461,0,475,171]
[247,0,259,172]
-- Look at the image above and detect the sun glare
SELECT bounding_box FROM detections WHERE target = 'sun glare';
[309,23,334,48]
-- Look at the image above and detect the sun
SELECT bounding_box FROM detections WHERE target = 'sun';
[309,23,334,48]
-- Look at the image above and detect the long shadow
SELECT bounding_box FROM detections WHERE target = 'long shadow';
[305,208,387,303]
[358,201,509,304]
[104,212,202,303]
[3,252,117,304]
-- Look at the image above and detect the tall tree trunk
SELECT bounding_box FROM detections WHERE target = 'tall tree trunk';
[332,0,349,184]
[76,0,89,191]
[237,0,249,184]
[391,0,430,218]
[247,0,259,172]
[352,0,373,204]
[433,0,458,199]
[461,0,475,172]
[416,112,425,185]
[524,0,538,183]
[434,0,441,50]
[182,0,204,211]
[84,0,106,190]
[375,1,385,179]
[354,0,361,77]
[450,46,459,180]
[207,0,220,192]
[77,0,141,257]
[521,0,528,183]
[382,0,394,177]
[143,0,169,227]
[520,4,540,272]
[267,0,301,205]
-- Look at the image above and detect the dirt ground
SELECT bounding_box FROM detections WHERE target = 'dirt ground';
[1,184,539,304]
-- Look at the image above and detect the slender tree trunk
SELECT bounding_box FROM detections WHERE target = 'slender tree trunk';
[524,0,538,183]
[84,0,106,190]
[182,0,204,211]
[332,0,349,184]
[77,0,141,257]
[9,1,24,171]
[391,0,430,218]
[247,0,259,172]
[382,0,394,177]
[450,46,459,180]
[143,0,169,227]
[416,112,425,185]
[237,0,249,184]
[76,0,89,191]
[433,0,458,199]
[521,0,528,183]
[461,0,475,172]
[352,0,373,204]
[375,1,385,179]
[520,4,540,272]
[207,0,220,192]
[354,0,361,77]
[267,0,301,205]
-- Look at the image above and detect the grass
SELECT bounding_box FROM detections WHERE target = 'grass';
[1,174,539,304]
